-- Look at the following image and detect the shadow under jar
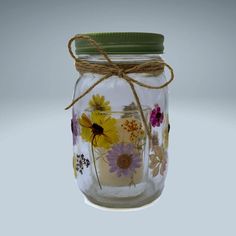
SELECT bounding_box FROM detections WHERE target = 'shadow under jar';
[69,32,172,208]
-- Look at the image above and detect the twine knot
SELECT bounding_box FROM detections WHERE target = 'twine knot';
[117,68,126,78]
[66,35,174,140]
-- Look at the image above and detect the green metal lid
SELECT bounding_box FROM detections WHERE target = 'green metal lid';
[75,32,164,55]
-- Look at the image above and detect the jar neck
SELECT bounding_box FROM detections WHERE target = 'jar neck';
[78,54,163,64]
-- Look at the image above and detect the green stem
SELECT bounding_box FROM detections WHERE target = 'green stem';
[91,136,102,190]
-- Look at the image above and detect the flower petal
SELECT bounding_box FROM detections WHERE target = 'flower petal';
[79,113,92,128]
[152,165,160,177]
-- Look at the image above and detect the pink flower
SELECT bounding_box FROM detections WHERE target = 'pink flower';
[150,104,164,127]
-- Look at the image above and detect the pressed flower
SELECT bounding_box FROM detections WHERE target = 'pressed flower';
[121,119,144,142]
[107,143,142,177]
[71,109,79,145]
[89,94,111,111]
[163,115,170,150]
[151,132,159,147]
[121,102,139,119]
[73,154,90,177]
[150,104,164,127]
[79,112,118,149]
[149,145,167,177]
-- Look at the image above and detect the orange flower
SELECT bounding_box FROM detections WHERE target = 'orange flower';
[121,119,144,142]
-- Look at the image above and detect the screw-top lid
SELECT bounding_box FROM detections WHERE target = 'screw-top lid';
[75,32,164,55]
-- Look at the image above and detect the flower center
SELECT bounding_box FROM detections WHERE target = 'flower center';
[117,154,132,169]
[94,104,104,111]
[156,112,162,120]
[71,119,77,135]
[71,119,74,133]
[91,123,104,135]
[168,124,170,133]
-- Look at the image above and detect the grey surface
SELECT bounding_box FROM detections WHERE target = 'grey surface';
[0,0,236,235]
[1,100,235,235]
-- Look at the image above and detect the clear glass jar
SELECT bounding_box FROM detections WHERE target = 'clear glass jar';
[69,33,171,208]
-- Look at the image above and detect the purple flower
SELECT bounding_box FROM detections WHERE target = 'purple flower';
[71,110,79,145]
[150,104,164,127]
[107,143,142,177]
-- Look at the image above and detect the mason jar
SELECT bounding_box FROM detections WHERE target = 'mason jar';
[68,32,173,208]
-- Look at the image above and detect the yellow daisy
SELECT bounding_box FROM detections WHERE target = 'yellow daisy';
[79,112,118,149]
[89,94,111,111]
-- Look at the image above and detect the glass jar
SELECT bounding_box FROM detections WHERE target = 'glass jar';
[68,32,173,208]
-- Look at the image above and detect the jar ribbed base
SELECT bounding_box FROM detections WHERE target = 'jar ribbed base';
[83,184,164,209]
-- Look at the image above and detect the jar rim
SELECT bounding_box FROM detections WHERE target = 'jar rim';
[78,54,163,64]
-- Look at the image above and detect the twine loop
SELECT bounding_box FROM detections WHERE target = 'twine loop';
[66,35,174,139]
[117,68,125,78]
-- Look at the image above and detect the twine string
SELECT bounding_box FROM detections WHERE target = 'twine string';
[66,35,174,140]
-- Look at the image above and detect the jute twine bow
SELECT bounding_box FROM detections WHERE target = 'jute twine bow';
[66,35,174,140]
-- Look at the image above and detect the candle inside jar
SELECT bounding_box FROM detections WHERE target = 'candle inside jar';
[97,117,145,186]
